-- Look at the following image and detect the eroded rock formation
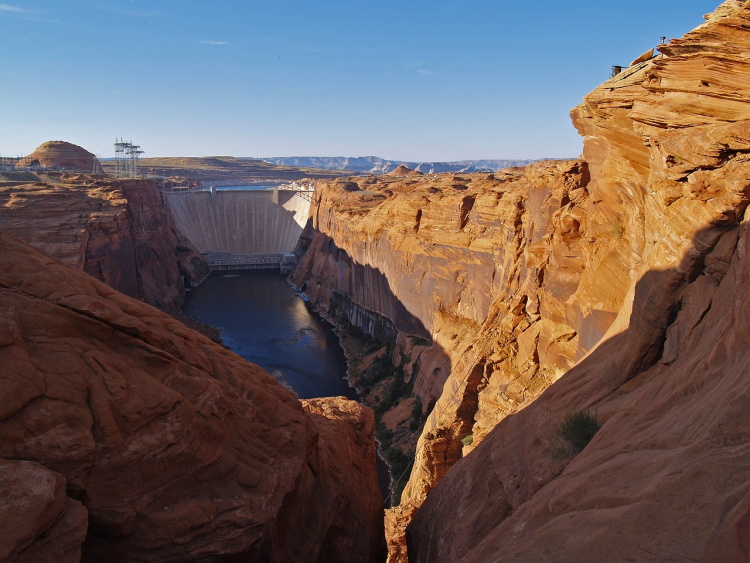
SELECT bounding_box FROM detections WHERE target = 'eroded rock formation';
[407,221,749,563]
[0,231,384,562]
[0,173,208,310]
[15,141,99,173]
[294,1,750,560]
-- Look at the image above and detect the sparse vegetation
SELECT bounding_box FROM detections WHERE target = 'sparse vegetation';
[611,222,625,239]
[329,307,422,502]
[552,409,601,457]
[410,336,433,348]
[460,434,473,446]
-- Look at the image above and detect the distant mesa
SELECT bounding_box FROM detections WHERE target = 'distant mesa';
[16,141,99,173]
[262,155,539,175]
[387,165,423,176]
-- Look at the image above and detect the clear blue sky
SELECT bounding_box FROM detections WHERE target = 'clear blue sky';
[0,0,721,161]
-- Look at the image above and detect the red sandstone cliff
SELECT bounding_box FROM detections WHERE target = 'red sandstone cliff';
[0,173,208,310]
[403,3,750,560]
[295,159,597,558]
[294,1,750,560]
[0,231,384,562]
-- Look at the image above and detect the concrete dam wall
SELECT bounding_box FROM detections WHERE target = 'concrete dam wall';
[167,190,311,254]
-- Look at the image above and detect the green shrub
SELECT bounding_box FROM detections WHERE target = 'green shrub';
[380,369,409,412]
[410,336,433,347]
[611,223,625,239]
[460,434,473,446]
[552,410,600,457]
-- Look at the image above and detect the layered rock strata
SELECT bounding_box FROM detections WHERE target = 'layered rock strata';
[404,3,750,560]
[295,159,613,557]
[0,173,208,309]
[295,1,750,559]
[407,220,750,562]
[0,231,384,562]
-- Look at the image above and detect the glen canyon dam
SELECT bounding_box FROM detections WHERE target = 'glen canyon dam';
[167,188,312,256]
[1,1,750,562]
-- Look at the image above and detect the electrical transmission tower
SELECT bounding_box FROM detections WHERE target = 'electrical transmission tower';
[114,138,145,178]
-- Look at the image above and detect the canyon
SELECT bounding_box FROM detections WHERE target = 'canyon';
[0,149,385,561]
[0,231,385,562]
[2,0,750,561]
[291,1,750,560]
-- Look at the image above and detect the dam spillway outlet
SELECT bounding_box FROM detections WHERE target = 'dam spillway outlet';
[167,188,312,256]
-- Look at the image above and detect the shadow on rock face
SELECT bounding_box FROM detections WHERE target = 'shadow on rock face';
[406,217,750,562]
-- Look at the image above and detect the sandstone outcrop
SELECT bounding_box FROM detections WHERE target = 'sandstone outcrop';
[294,1,750,560]
[0,173,208,309]
[0,231,384,562]
[387,165,423,176]
[16,141,99,173]
[0,460,88,563]
[301,398,388,562]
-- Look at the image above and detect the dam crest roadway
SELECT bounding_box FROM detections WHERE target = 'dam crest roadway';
[166,183,314,272]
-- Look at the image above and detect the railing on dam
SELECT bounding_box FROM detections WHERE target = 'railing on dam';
[205,250,297,273]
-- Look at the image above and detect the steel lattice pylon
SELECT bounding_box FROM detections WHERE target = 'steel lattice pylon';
[114,138,144,178]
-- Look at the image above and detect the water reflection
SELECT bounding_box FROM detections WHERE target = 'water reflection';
[183,271,357,400]
[183,271,391,501]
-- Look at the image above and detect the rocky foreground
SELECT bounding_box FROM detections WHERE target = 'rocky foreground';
[293,1,750,560]
[0,231,385,562]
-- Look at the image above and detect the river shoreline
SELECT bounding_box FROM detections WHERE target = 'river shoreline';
[297,295,396,507]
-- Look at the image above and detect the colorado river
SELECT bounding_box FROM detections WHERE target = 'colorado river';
[183,272,391,500]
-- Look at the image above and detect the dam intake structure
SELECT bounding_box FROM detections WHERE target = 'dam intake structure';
[167,184,314,272]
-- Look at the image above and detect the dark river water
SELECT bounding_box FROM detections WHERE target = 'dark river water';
[183,272,390,501]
